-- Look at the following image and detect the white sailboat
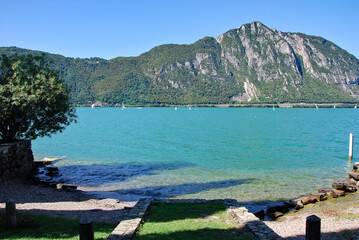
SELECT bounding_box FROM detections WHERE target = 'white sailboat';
[273,106,275,111]
[175,107,177,111]
[91,103,95,108]
[315,104,319,110]
[355,105,358,109]
[122,102,126,110]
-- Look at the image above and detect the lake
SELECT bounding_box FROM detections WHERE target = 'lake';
[32,107,358,205]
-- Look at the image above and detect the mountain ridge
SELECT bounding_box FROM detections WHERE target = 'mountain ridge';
[1,21,359,105]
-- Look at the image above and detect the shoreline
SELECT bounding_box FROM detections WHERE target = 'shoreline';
[75,102,359,108]
[1,178,359,239]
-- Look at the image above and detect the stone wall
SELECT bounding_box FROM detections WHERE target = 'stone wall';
[0,140,35,182]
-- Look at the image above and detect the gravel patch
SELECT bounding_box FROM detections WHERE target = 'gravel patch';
[264,193,359,239]
[0,179,135,223]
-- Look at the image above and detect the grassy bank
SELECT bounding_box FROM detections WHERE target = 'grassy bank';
[135,202,256,240]
[0,210,116,240]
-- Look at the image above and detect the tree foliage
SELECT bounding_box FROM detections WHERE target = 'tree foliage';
[0,54,77,143]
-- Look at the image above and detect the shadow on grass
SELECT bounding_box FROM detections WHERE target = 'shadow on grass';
[134,201,256,240]
[134,226,359,240]
[135,228,255,240]
[0,210,115,240]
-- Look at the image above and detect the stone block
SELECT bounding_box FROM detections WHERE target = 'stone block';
[312,193,327,201]
[332,179,357,192]
[349,171,359,181]
[335,189,346,196]
[290,198,304,210]
[253,209,265,220]
[299,195,317,205]
[267,203,288,219]
[318,188,338,198]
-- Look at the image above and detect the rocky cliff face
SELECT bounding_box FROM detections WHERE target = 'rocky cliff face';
[1,22,358,104]
[217,21,359,102]
[133,21,359,103]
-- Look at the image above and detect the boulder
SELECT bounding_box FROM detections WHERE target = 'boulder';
[272,211,284,218]
[266,203,289,219]
[289,199,304,210]
[349,171,359,181]
[299,195,317,205]
[353,162,359,170]
[45,166,58,172]
[312,193,327,201]
[318,188,338,198]
[332,178,357,192]
[253,209,265,220]
[61,184,77,190]
[335,189,346,197]
[44,166,60,177]
[284,200,296,209]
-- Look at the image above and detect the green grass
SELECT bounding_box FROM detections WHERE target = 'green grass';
[336,214,359,221]
[135,202,256,240]
[0,210,116,240]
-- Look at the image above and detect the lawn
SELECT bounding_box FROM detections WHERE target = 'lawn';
[135,201,256,240]
[0,210,116,240]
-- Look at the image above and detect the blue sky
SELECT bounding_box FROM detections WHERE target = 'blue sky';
[1,0,358,59]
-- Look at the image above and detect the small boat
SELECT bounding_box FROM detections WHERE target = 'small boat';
[273,106,275,111]
[189,106,191,110]
[315,104,319,110]
[122,102,126,110]
[333,106,336,109]
[355,105,357,109]
[175,107,178,111]
[91,104,95,108]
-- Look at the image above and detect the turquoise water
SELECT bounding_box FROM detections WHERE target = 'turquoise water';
[32,107,359,202]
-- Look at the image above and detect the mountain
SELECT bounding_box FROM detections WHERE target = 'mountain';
[1,21,359,105]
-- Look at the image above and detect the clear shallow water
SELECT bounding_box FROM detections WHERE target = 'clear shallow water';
[32,107,359,203]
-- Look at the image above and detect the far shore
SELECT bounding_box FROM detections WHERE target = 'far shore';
[77,102,359,108]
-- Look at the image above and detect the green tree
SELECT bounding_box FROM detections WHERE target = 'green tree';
[0,54,77,143]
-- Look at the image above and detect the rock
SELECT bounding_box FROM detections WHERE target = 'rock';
[267,203,288,213]
[45,166,58,172]
[332,181,346,190]
[318,188,338,198]
[312,193,327,201]
[353,162,359,170]
[266,203,288,219]
[299,195,317,205]
[335,189,346,197]
[44,166,59,177]
[253,209,265,220]
[61,184,77,190]
[332,178,357,192]
[349,171,359,181]
[33,160,53,168]
[267,210,284,219]
[273,211,284,218]
[290,199,304,210]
